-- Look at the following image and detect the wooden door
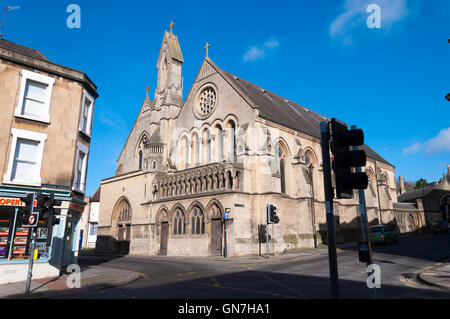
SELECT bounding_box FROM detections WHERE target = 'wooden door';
[160,222,168,255]
[210,219,222,256]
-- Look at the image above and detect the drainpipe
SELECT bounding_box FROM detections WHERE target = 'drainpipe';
[374,161,383,225]
[308,164,318,248]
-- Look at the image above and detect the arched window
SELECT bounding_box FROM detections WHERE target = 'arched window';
[184,136,189,169]
[192,133,200,166]
[138,150,143,170]
[191,208,205,234]
[203,129,211,163]
[280,159,286,194]
[173,209,185,235]
[116,199,132,241]
[229,121,236,156]
[215,124,224,162]
[276,142,289,194]
[117,200,131,223]
[152,160,157,170]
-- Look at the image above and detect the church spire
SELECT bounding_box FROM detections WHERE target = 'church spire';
[154,23,184,109]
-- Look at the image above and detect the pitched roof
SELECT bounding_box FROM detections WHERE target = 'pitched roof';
[0,38,50,62]
[216,66,392,166]
[397,185,435,203]
[164,31,184,63]
[90,186,101,202]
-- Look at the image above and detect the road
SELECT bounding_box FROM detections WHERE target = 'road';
[73,234,450,299]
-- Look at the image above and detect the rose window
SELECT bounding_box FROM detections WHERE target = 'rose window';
[198,88,217,116]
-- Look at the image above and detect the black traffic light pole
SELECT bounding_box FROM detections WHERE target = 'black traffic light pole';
[25,192,37,294]
[320,121,340,299]
[351,125,377,299]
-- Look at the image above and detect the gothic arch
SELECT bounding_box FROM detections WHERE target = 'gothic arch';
[136,131,150,170]
[155,206,169,225]
[169,203,187,221]
[111,197,133,225]
[205,199,224,221]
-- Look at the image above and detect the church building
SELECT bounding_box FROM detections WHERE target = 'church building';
[95,25,398,257]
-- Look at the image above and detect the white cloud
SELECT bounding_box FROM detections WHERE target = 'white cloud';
[329,0,411,44]
[243,39,279,63]
[97,106,126,131]
[402,128,450,155]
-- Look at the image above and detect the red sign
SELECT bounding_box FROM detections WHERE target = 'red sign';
[0,197,37,207]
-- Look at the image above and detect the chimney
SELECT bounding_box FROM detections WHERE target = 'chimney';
[399,176,405,194]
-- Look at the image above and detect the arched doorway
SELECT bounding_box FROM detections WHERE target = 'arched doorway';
[208,202,223,256]
[156,209,169,255]
[113,198,132,254]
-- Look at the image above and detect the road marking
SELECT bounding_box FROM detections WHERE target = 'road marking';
[240,265,308,298]
[195,281,297,299]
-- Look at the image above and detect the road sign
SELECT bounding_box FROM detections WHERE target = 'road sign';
[22,213,39,228]
[224,211,229,220]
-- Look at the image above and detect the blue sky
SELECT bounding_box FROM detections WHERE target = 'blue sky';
[2,0,449,196]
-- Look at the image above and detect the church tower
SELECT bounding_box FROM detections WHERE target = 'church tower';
[154,21,184,112]
[151,22,184,172]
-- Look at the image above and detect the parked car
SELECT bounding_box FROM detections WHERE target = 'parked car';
[431,221,449,234]
[369,225,397,245]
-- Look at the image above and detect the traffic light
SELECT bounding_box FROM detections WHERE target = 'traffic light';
[17,193,36,226]
[330,118,368,199]
[36,193,62,227]
[267,204,280,224]
[36,193,53,223]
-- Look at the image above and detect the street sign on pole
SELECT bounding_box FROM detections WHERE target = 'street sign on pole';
[224,208,230,258]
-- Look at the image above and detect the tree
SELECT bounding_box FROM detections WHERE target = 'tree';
[414,178,429,189]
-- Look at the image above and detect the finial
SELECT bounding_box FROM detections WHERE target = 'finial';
[204,42,211,58]
[169,20,175,34]
[145,85,149,96]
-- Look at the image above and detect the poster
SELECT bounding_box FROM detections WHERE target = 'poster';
[0,227,9,236]
[14,236,27,245]
[15,228,29,236]
[0,236,8,245]
[13,245,26,254]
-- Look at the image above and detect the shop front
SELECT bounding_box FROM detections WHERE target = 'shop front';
[0,186,85,285]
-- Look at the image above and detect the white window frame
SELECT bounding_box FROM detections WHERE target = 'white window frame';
[79,89,95,137]
[73,142,89,194]
[14,69,55,124]
[3,128,48,187]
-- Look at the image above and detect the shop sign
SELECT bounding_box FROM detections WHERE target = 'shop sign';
[69,202,85,213]
[0,197,37,207]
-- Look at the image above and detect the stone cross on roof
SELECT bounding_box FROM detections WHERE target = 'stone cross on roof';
[204,42,210,58]
[169,20,175,34]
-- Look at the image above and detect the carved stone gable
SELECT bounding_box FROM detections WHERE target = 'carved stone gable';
[197,63,216,82]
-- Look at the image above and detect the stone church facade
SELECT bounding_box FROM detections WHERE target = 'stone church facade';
[96,27,398,257]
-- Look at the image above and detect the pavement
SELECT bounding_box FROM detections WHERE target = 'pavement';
[1,239,449,298]
[417,260,450,291]
[0,265,142,299]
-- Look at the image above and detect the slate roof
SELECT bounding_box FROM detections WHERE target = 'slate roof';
[0,38,50,62]
[165,31,184,63]
[397,185,435,203]
[217,67,392,166]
